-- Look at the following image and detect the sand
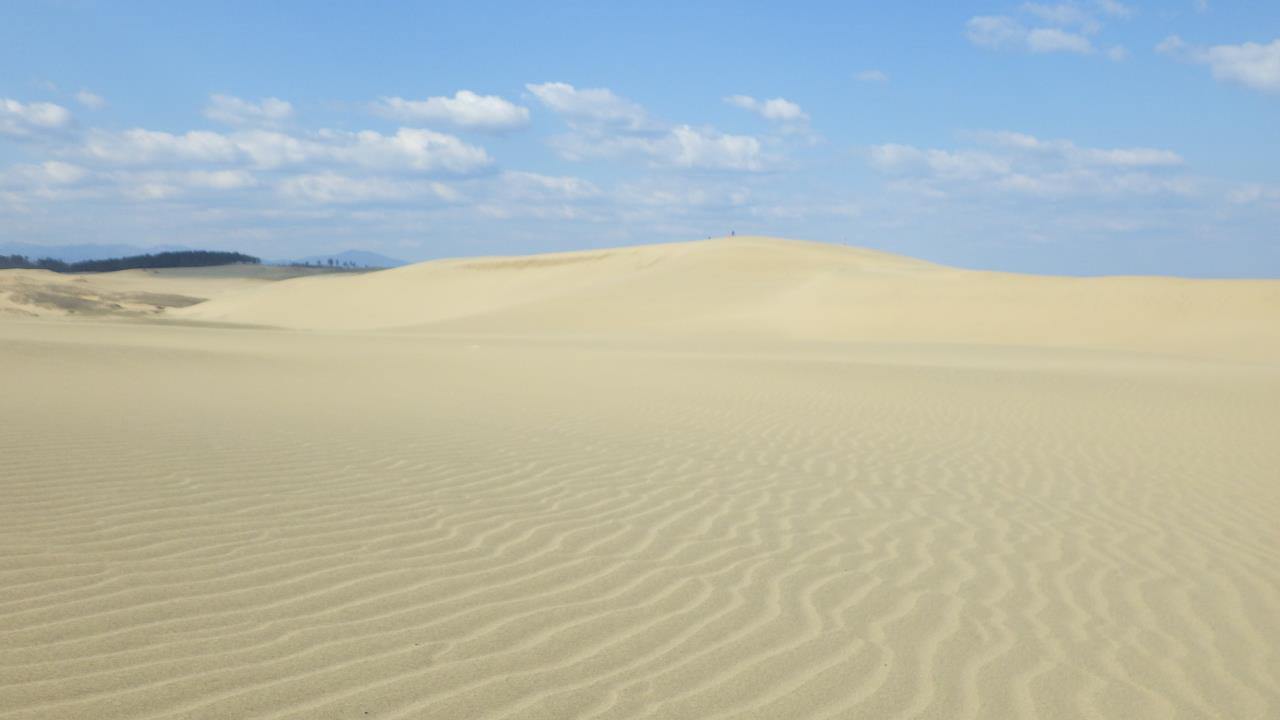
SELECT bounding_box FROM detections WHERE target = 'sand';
[2,237,1278,719]
[174,237,1280,362]
[0,265,361,320]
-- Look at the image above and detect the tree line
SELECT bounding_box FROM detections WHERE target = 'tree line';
[0,250,260,273]
[292,258,371,269]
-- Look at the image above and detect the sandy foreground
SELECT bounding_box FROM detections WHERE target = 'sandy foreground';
[2,237,1279,719]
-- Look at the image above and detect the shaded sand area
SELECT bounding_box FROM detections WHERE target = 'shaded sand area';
[2,237,1279,718]
[0,265,357,320]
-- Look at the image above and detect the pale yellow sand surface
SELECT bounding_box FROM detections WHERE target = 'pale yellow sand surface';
[2,237,1279,719]
[174,237,1280,362]
[0,265,359,319]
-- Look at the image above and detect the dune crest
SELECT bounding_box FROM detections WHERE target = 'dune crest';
[172,236,1280,361]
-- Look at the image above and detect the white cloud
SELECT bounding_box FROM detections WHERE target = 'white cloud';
[108,169,259,200]
[1021,3,1100,32]
[1227,183,1280,206]
[854,69,890,83]
[1080,147,1181,166]
[468,171,604,220]
[0,162,256,204]
[966,16,1027,49]
[1198,39,1280,92]
[85,129,239,164]
[1194,0,1209,12]
[525,82,651,130]
[869,132,1189,199]
[545,132,635,162]
[615,178,751,212]
[1094,0,1133,19]
[326,128,493,173]
[968,3,1132,58]
[979,131,1183,166]
[969,17,1095,54]
[723,95,809,122]
[35,160,89,184]
[1027,27,1094,53]
[84,126,492,174]
[220,130,312,167]
[550,125,763,171]
[75,90,106,110]
[1020,1,1131,26]
[277,172,457,204]
[1156,35,1187,55]
[121,180,179,201]
[869,144,1011,181]
[529,82,767,171]
[185,169,257,190]
[0,160,91,204]
[374,91,530,132]
[1159,36,1280,93]
[0,98,73,138]
[668,125,763,170]
[203,94,294,127]
[1,161,88,188]
[500,171,600,200]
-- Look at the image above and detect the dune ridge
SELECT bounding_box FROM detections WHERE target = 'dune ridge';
[173,237,1280,362]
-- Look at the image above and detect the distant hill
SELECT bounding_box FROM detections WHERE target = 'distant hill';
[287,250,406,268]
[0,242,192,263]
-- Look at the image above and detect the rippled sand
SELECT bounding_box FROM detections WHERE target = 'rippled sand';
[3,238,1278,719]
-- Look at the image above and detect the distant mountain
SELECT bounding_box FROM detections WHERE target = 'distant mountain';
[0,242,192,263]
[287,250,407,268]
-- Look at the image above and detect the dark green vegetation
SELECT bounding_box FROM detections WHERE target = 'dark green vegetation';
[0,251,260,273]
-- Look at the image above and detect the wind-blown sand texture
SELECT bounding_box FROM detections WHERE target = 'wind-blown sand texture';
[3,237,1279,719]
[0,265,358,320]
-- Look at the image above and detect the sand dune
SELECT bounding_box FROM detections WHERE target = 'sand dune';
[2,238,1279,719]
[175,237,1280,362]
[0,265,358,320]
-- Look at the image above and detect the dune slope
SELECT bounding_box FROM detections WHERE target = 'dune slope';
[174,237,1280,361]
[2,321,1278,719]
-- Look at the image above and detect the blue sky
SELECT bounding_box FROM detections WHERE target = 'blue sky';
[2,1,1278,275]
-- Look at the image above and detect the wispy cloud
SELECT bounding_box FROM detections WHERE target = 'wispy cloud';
[525,82,652,130]
[203,94,294,127]
[868,131,1189,199]
[277,172,457,204]
[549,124,765,172]
[530,82,768,171]
[723,95,809,123]
[966,2,1131,59]
[374,90,530,132]
[82,127,492,174]
[75,90,106,110]
[967,16,1094,54]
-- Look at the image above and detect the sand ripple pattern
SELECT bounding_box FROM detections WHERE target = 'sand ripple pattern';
[2,326,1279,719]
